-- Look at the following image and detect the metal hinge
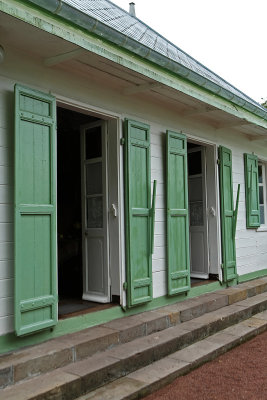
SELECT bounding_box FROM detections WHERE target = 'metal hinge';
[120,138,125,145]
[123,282,128,290]
[217,159,221,165]
[221,263,224,270]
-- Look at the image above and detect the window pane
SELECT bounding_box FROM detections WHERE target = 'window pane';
[87,197,103,228]
[189,201,204,226]
[260,205,265,225]
[258,165,263,184]
[259,186,264,205]
[86,162,102,195]
[188,151,202,175]
[86,126,102,159]
[188,177,202,202]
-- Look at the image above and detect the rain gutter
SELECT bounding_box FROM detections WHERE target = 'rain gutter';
[26,0,267,121]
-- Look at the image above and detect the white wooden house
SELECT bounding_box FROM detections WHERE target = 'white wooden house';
[0,0,267,353]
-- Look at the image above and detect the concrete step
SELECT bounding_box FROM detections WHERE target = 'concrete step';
[1,278,267,390]
[1,288,267,400]
[80,311,267,400]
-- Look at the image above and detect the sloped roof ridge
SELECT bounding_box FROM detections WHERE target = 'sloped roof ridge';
[49,0,267,118]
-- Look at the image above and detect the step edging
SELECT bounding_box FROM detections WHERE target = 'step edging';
[81,313,267,400]
[1,278,267,391]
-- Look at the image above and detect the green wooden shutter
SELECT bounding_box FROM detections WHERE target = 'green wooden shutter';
[244,153,260,228]
[14,85,57,336]
[218,146,237,283]
[124,119,152,307]
[166,131,190,295]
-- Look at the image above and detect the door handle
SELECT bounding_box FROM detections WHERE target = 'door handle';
[111,203,117,217]
[209,207,216,217]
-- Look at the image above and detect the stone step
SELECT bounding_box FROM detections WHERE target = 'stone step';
[80,310,267,400]
[1,278,267,390]
[1,290,267,400]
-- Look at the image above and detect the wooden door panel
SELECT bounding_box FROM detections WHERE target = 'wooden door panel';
[14,84,57,336]
[166,131,190,295]
[219,146,237,282]
[124,119,152,307]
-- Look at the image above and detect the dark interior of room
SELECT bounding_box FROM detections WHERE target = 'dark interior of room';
[57,107,100,316]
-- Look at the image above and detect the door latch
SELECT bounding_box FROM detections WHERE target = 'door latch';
[209,207,216,217]
[111,203,117,217]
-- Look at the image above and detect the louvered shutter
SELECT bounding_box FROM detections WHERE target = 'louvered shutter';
[244,153,260,228]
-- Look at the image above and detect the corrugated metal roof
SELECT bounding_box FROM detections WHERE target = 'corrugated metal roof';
[59,0,265,115]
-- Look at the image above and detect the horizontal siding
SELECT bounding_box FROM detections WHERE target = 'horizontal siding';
[0,205,13,223]
[0,316,14,335]
[0,79,14,335]
[0,260,14,279]
[0,278,14,298]
[0,297,13,317]
[0,185,13,204]
[152,270,167,298]
[0,127,13,148]
[0,223,13,241]
[0,242,14,260]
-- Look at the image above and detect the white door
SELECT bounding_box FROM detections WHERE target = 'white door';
[81,121,110,303]
[188,147,209,278]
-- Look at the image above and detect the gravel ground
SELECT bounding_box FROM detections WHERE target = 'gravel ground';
[143,330,267,400]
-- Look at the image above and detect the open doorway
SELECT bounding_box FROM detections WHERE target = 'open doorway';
[57,106,120,318]
[187,141,219,286]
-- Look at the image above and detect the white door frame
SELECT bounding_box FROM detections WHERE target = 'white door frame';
[187,140,221,280]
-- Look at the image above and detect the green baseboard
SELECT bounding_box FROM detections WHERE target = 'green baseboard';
[238,269,267,283]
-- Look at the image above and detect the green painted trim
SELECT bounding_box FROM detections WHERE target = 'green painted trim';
[1,0,267,131]
[238,269,267,283]
[0,280,224,354]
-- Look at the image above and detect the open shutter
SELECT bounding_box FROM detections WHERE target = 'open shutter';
[14,85,57,336]
[244,153,260,228]
[166,131,190,295]
[218,146,237,283]
[124,119,152,307]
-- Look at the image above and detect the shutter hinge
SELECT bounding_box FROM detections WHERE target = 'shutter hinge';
[120,138,125,146]
[217,159,221,165]
[123,282,128,290]
[221,263,224,270]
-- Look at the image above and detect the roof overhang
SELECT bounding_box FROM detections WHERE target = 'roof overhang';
[1,0,267,138]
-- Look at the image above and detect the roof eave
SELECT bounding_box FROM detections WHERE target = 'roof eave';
[26,0,267,122]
